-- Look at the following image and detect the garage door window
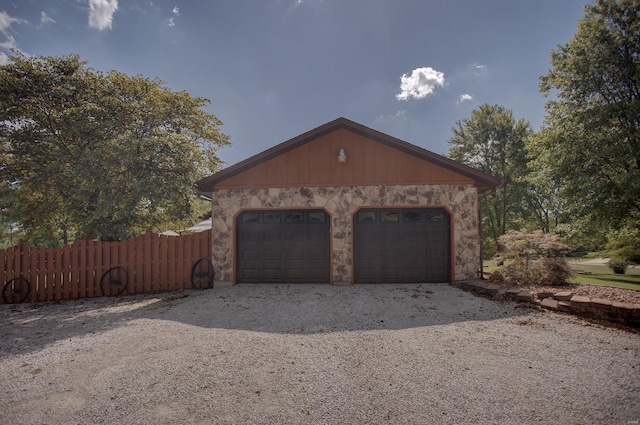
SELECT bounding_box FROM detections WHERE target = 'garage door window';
[263,213,281,224]
[381,211,399,223]
[241,212,259,224]
[285,212,304,224]
[404,211,421,222]
[308,212,326,223]
[357,211,376,223]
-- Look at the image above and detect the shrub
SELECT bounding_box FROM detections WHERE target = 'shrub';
[607,259,628,274]
[490,230,573,286]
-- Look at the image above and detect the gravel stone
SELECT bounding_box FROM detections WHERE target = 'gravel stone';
[1,284,639,424]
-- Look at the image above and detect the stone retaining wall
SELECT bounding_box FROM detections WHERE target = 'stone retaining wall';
[454,281,640,329]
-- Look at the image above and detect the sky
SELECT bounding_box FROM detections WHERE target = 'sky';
[0,0,591,167]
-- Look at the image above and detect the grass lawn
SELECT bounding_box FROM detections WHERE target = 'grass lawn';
[568,263,640,290]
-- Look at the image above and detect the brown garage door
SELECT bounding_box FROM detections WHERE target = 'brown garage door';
[236,210,330,283]
[354,208,450,283]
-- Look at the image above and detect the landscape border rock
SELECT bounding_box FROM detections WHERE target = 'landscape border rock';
[453,281,640,329]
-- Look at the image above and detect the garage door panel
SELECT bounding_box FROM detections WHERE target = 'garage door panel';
[285,249,305,260]
[308,248,329,261]
[240,268,260,281]
[285,231,305,243]
[239,231,260,243]
[262,249,283,261]
[357,268,378,283]
[402,249,424,262]
[402,231,423,241]
[427,267,448,281]
[379,228,402,240]
[404,268,425,281]
[285,268,305,281]
[307,232,329,242]
[380,267,401,282]
[426,249,448,261]
[242,249,261,261]
[307,268,329,280]
[427,229,448,241]
[262,268,284,280]
[263,231,282,243]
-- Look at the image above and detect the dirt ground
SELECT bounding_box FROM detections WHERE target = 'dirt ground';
[1,284,639,424]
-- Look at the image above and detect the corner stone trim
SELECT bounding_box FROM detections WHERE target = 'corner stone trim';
[210,184,480,284]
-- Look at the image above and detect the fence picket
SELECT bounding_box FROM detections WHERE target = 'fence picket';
[45,247,54,301]
[78,239,87,299]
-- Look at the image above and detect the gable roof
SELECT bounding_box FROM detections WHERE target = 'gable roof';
[196,117,501,193]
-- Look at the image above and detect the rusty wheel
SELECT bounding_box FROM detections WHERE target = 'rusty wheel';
[191,258,214,290]
[100,267,128,297]
[2,277,31,304]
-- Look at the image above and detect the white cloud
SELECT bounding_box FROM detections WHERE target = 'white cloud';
[0,35,18,50]
[40,11,56,25]
[168,6,180,27]
[0,11,27,58]
[457,93,474,104]
[473,63,488,77]
[377,110,407,122]
[0,11,26,36]
[396,67,445,101]
[87,0,118,31]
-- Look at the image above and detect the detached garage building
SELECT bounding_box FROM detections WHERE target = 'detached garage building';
[196,118,500,285]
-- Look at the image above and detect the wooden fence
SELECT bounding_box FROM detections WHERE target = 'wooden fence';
[0,230,211,304]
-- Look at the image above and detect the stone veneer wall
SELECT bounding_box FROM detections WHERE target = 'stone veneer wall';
[210,184,480,284]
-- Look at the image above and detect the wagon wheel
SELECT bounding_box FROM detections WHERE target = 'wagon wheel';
[191,258,214,290]
[2,277,31,304]
[100,267,129,297]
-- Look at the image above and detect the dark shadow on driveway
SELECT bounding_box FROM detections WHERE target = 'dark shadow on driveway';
[0,283,535,358]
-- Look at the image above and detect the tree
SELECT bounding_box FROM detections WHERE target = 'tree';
[448,104,532,256]
[537,0,640,230]
[521,132,567,234]
[0,54,230,245]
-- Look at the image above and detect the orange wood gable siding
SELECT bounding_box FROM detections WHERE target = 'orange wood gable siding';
[214,129,474,189]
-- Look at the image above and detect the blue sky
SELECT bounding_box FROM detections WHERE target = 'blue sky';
[1,0,589,167]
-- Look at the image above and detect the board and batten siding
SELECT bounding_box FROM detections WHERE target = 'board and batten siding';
[213,129,474,189]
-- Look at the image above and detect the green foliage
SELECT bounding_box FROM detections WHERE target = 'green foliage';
[448,104,533,251]
[606,223,640,263]
[537,0,640,229]
[491,230,574,286]
[607,259,629,274]
[482,236,497,260]
[0,54,230,245]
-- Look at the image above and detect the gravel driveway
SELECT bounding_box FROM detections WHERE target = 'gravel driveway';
[1,284,638,425]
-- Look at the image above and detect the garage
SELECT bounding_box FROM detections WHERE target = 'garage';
[236,209,330,283]
[197,117,501,285]
[354,208,451,283]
